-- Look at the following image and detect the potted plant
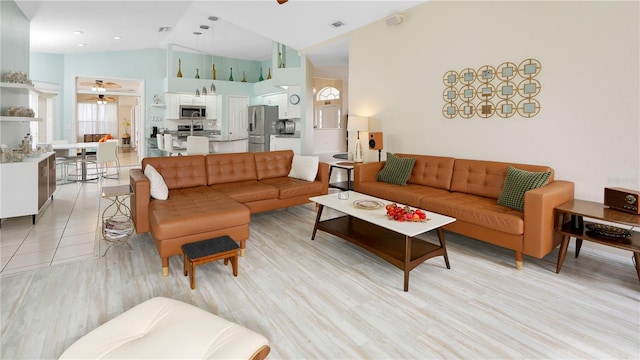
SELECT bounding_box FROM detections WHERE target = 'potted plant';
[122,120,131,139]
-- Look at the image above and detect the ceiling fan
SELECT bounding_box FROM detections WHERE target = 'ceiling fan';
[80,79,122,91]
[86,94,116,103]
[277,0,288,4]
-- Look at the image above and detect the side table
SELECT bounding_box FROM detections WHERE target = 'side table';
[101,184,134,256]
[554,199,640,282]
[329,161,355,191]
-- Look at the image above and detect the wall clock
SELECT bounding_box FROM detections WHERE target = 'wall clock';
[289,94,300,105]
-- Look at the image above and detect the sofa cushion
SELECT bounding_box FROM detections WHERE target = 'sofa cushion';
[396,154,455,190]
[254,150,294,180]
[210,180,279,203]
[260,177,324,200]
[205,152,257,185]
[422,192,524,235]
[142,155,207,190]
[355,181,450,208]
[450,159,553,200]
[149,187,250,240]
[144,164,168,200]
[497,166,552,211]
[376,153,416,186]
[288,155,319,181]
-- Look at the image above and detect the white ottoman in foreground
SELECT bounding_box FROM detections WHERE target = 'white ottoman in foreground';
[59,297,270,360]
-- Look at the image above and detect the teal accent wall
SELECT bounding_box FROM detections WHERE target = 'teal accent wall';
[30,53,65,138]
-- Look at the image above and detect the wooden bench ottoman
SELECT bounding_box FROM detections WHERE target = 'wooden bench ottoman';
[183,236,240,290]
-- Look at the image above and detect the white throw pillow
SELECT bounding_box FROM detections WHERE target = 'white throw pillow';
[144,164,168,200]
[288,155,319,182]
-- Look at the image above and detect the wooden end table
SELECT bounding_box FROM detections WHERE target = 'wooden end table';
[554,199,640,282]
[328,161,355,191]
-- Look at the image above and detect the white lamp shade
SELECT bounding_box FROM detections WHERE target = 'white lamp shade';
[347,116,369,132]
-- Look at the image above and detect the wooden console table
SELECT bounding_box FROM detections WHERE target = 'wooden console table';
[554,199,640,282]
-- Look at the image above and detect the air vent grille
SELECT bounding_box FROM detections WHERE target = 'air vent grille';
[158,27,172,32]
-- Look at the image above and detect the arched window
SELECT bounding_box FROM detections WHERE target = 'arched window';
[317,86,340,101]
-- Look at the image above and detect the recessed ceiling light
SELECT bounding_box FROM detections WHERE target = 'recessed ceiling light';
[77,43,86,47]
[208,16,219,21]
[193,32,202,35]
[200,25,209,30]
[158,26,172,32]
[330,20,345,28]
[72,30,83,35]
[113,36,122,40]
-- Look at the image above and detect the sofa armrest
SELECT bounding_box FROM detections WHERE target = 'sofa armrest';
[316,162,329,195]
[353,162,385,192]
[523,180,575,258]
[130,168,151,233]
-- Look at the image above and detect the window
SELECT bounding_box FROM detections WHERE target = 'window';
[77,103,118,137]
[317,86,340,101]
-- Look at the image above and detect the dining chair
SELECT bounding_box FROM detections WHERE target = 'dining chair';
[95,141,120,179]
[51,139,76,183]
[186,136,209,155]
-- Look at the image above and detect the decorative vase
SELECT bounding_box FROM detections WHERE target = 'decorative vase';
[177,58,183,78]
[202,86,207,96]
[278,52,283,68]
[241,71,247,83]
[210,83,216,93]
[195,68,200,79]
[259,68,264,82]
[229,67,234,81]
[212,64,216,80]
[195,88,200,97]
[267,67,272,80]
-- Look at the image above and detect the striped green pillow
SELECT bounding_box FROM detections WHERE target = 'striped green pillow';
[376,153,416,186]
[497,166,552,211]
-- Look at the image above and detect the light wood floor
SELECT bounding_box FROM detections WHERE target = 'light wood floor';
[1,202,638,359]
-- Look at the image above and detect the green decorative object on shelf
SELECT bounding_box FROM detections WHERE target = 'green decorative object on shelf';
[259,68,264,82]
[177,58,183,78]
[195,68,200,79]
[212,64,216,80]
[267,67,272,80]
[229,67,234,81]
[241,71,247,83]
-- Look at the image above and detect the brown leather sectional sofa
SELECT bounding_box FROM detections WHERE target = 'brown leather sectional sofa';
[130,150,329,276]
[354,154,574,269]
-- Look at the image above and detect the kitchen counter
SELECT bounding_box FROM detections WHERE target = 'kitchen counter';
[0,151,54,165]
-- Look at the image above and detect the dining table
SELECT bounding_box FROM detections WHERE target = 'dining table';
[52,142,99,181]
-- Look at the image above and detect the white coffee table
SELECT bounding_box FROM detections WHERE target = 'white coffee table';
[310,191,456,291]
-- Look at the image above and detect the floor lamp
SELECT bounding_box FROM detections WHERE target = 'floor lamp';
[347,116,369,162]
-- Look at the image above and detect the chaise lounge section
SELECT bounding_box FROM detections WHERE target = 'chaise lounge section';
[130,150,329,275]
[354,154,574,269]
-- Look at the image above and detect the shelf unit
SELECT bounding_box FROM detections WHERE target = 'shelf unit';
[0,116,42,122]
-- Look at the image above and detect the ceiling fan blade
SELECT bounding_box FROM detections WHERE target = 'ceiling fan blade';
[277,0,288,4]
[80,81,96,86]
[102,82,121,89]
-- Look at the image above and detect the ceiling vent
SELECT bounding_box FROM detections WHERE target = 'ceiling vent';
[158,27,172,32]
[385,13,403,26]
[330,21,345,28]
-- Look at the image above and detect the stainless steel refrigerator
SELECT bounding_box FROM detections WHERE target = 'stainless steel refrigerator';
[248,105,278,152]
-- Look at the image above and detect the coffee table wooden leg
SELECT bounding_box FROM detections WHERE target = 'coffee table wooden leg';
[575,238,583,258]
[404,235,411,292]
[556,235,570,273]
[311,205,324,240]
[437,228,451,269]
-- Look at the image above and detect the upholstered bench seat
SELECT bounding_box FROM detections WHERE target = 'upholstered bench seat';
[59,297,270,360]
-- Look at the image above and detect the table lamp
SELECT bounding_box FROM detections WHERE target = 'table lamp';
[347,116,369,162]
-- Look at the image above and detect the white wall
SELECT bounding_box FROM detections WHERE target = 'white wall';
[348,1,639,202]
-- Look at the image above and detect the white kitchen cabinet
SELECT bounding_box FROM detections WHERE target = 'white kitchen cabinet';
[205,95,218,120]
[165,93,179,119]
[263,92,288,119]
[286,85,301,119]
[179,94,206,106]
[270,136,301,154]
[0,152,55,223]
[226,95,249,140]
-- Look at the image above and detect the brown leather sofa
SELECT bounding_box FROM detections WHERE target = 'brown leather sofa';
[130,150,329,276]
[354,154,574,269]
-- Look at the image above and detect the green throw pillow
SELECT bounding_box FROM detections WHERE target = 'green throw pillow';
[376,153,416,186]
[497,166,552,211]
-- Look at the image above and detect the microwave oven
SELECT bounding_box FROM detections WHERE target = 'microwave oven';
[179,105,206,119]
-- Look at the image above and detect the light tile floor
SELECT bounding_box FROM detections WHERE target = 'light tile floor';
[0,151,138,276]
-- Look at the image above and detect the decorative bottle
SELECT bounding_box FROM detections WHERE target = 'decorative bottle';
[267,67,272,80]
[278,52,283,68]
[241,71,247,83]
[229,67,234,81]
[177,58,183,78]
[195,68,200,79]
[259,68,264,82]
[212,64,217,80]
